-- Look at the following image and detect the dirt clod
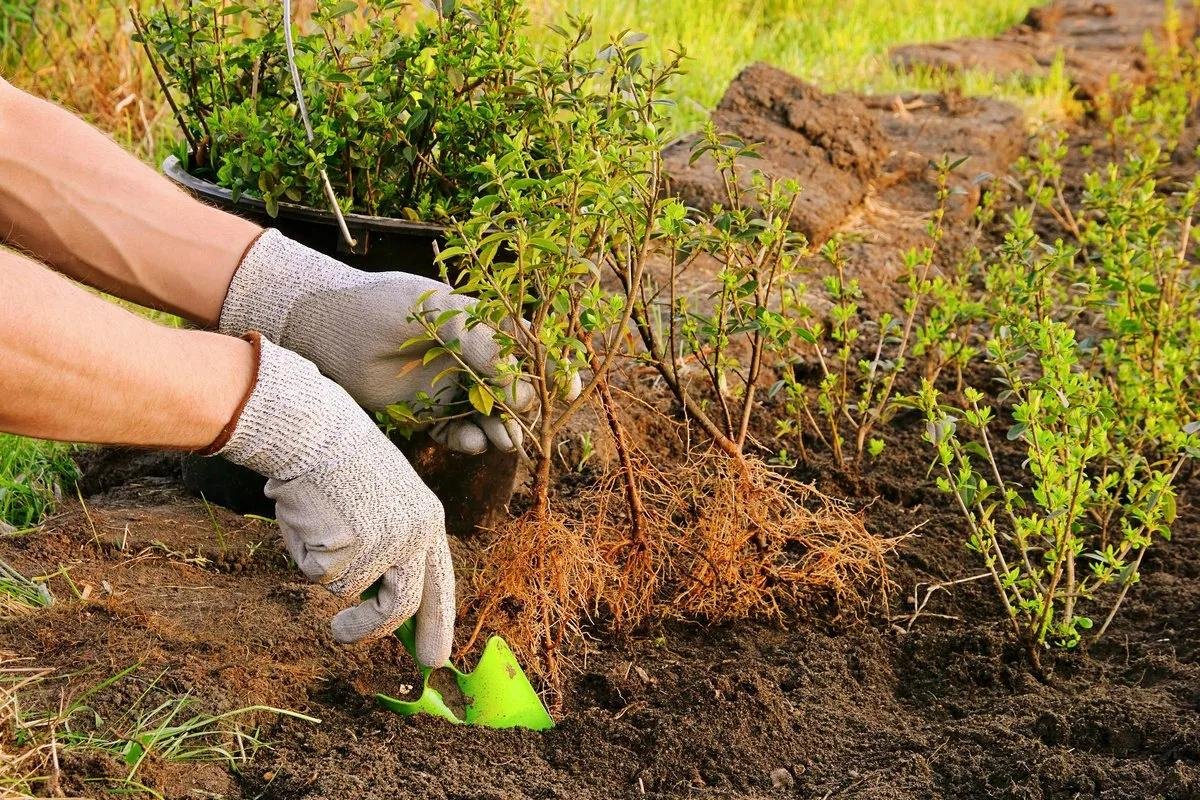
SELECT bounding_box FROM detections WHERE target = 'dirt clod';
[769,767,795,789]
[665,62,889,244]
[891,0,1199,101]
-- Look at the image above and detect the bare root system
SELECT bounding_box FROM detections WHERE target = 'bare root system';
[462,451,899,696]
[459,510,611,695]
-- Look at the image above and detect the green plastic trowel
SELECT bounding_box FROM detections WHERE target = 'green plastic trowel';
[374,617,554,731]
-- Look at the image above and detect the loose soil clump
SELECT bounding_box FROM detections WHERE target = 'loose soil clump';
[666,63,889,245]
[665,63,1029,312]
[892,0,1199,101]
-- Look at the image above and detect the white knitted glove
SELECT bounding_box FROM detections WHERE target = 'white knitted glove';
[206,334,455,666]
[220,229,580,454]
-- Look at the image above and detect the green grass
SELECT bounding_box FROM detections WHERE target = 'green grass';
[0,434,79,530]
[538,0,1051,132]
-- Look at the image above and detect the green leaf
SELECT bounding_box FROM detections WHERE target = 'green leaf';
[422,346,447,366]
[468,384,495,416]
[123,740,145,766]
[529,237,562,255]
[325,1,359,18]
[1006,422,1028,441]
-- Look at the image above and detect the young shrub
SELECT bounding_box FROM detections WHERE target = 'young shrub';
[912,177,999,390]
[433,22,681,519]
[917,320,1197,664]
[430,38,895,689]
[920,106,1200,665]
[636,127,807,467]
[619,130,896,631]
[773,156,959,467]
[419,22,683,689]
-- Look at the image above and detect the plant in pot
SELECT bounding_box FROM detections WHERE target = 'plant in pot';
[133,0,551,532]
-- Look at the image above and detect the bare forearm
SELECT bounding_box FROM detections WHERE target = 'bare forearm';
[0,79,260,325]
[0,247,254,448]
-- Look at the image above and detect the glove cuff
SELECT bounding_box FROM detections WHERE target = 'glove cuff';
[207,333,374,481]
[218,229,365,342]
[197,332,263,456]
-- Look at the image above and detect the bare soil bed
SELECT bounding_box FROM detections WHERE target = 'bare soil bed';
[4,416,1199,799]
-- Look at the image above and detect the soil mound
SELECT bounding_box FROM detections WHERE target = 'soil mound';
[838,93,1026,311]
[892,0,1199,101]
[664,63,1028,285]
[664,63,889,245]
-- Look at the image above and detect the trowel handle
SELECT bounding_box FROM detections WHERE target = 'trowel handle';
[394,617,419,658]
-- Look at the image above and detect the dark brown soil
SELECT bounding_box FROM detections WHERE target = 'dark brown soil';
[9,420,1198,799]
[892,0,1199,101]
[427,667,473,720]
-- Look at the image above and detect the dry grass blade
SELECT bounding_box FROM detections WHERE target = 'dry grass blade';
[0,0,173,162]
[0,654,55,799]
[0,559,52,620]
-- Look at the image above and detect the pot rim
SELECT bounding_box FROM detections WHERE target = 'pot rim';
[162,155,447,236]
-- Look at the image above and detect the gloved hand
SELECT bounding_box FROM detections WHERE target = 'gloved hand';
[219,229,580,454]
[205,334,454,666]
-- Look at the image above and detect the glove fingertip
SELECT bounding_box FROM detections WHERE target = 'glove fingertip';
[477,415,515,452]
[331,565,423,644]
[505,418,525,451]
[513,379,538,412]
[414,542,456,667]
[447,422,488,455]
[331,606,368,644]
[565,370,583,401]
[415,632,453,669]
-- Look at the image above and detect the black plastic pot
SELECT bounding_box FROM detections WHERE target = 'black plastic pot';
[163,156,517,536]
